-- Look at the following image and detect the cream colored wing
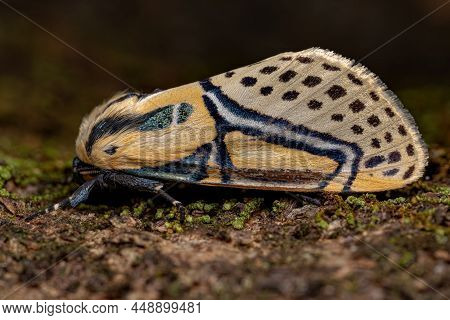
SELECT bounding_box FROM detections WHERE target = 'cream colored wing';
[209,48,428,192]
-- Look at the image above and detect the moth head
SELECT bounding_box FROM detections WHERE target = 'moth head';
[72,156,102,183]
[75,91,145,169]
[75,88,200,170]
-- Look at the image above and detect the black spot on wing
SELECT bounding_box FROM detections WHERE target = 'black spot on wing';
[388,151,401,163]
[398,125,407,136]
[326,85,347,100]
[371,138,381,149]
[279,70,297,82]
[369,91,380,101]
[367,115,381,127]
[406,144,415,156]
[307,99,323,110]
[384,107,395,117]
[322,63,340,71]
[241,77,257,87]
[260,66,278,74]
[384,132,393,143]
[302,76,322,87]
[331,113,344,121]
[225,71,235,78]
[383,168,399,176]
[347,73,363,85]
[260,86,273,96]
[349,100,366,113]
[403,166,415,179]
[296,56,313,63]
[365,155,385,168]
[351,125,364,135]
[282,90,299,101]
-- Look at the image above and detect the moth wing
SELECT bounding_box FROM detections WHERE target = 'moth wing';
[209,48,428,192]
[199,130,341,191]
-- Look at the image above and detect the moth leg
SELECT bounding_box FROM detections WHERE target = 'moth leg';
[101,172,163,191]
[25,177,100,222]
[156,188,186,222]
[102,172,186,221]
[286,192,323,206]
[296,194,322,206]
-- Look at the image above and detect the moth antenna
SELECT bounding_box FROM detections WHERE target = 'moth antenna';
[24,198,71,222]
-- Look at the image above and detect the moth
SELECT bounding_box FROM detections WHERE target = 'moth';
[27,48,428,221]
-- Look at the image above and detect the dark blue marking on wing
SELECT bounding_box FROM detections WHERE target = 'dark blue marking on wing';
[125,143,212,183]
[86,115,145,155]
[138,105,173,131]
[200,79,363,191]
[199,94,235,183]
[86,104,193,155]
[364,155,385,168]
[383,168,399,176]
[177,103,194,124]
[213,131,235,183]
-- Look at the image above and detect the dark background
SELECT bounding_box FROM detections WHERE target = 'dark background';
[1,0,449,147]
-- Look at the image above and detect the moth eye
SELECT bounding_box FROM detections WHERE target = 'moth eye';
[176,103,193,124]
[104,145,118,155]
[139,105,174,131]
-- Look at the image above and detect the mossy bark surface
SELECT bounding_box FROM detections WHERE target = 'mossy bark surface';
[0,136,449,299]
